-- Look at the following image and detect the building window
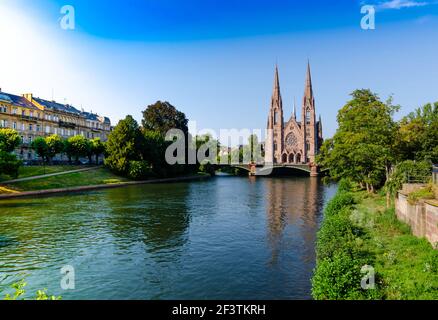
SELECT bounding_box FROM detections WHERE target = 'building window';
[28,136,32,143]
[274,111,278,125]
[36,125,40,132]
[13,122,17,129]
[306,109,311,124]
[45,126,50,133]
[29,124,33,131]
[13,108,17,115]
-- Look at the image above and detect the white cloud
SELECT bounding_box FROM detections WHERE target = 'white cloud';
[375,0,429,10]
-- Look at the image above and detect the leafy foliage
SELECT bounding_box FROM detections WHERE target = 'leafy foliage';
[142,101,188,136]
[324,191,356,217]
[45,134,64,161]
[0,151,21,178]
[384,160,432,197]
[317,89,399,192]
[105,115,144,174]
[312,189,378,300]
[397,102,438,163]
[0,128,21,152]
[128,160,153,180]
[31,136,49,162]
[3,280,61,300]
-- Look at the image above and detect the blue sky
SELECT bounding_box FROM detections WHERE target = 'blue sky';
[1,0,438,142]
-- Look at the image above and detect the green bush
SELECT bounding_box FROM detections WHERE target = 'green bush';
[316,207,363,260]
[0,151,22,179]
[199,162,215,176]
[128,160,152,180]
[407,184,435,204]
[312,251,375,300]
[325,191,356,217]
[337,178,353,193]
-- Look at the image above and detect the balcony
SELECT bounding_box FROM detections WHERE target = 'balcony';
[20,115,39,122]
[59,120,76,129]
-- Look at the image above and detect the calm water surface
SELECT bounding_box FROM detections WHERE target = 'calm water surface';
[0,176,336,299]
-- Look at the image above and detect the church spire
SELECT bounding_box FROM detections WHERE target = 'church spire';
[293,97,297,120]
[272,64,281,102]
[304,60,313,100]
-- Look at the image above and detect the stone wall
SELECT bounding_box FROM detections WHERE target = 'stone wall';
[395,192,438,249]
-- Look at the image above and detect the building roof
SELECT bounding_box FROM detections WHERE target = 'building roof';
[33,97,82,115]
[0,89,110,125]
[0,91,39,110]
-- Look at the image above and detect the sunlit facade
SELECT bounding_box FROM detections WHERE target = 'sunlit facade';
[0,89,111,161]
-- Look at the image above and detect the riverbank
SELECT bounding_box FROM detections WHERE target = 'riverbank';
[0,167,211,199]
[312,186,438,300]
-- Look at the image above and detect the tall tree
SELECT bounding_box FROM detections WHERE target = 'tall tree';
[397,102,438,163]
[105,115,144,174]
[142,101,188,136]
[317,89,399,192]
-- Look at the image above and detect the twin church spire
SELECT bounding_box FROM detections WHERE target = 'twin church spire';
[266,61,323,166]
[269,61,316,126]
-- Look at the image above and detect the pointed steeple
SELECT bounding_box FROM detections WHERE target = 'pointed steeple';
[272,64,281,101]
[293,97,297,120]
[304,60,313,100]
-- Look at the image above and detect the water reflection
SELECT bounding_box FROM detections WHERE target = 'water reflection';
[0,177,336,299]
[104,184,191,254]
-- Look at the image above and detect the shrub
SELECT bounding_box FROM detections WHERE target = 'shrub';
[312,251,371,300]
[316,207,363,260]
[337,178,353,193]
[199,161,215,176]
[0,151,22,179]
[325,191,356,217]
[407,184,435,204]
[128,160,152,180]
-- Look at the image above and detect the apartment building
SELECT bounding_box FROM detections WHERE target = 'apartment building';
[0,89,111,161]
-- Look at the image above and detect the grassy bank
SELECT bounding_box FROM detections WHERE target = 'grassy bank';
[2,167,130,192]
[0,165,85,182]
[312,184,438,300]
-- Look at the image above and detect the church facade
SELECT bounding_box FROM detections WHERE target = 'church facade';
[264,62,323,167]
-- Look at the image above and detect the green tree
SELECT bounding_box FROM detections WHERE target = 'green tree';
[66,135,90,163]
[105,115,144,174]
[45,134,64,162]
[31,137,49,163]
[90,137,106,165]
[0,151,21,178]
[0,128,21,152]
[142,101,188,136]
[0,128,22,178]
[397,102,438,163]
[317,89,399,192]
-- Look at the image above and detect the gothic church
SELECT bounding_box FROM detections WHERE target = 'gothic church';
[264,62,323,166]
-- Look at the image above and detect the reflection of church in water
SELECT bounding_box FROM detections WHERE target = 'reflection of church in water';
[264,178,323,266]
[264,62,323,165]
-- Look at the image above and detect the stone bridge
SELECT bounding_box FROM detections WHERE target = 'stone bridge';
[216,163,321,177]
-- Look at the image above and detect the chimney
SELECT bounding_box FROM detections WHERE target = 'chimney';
[23,93,33,102]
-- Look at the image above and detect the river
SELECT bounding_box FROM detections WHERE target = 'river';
[0,176,336,299]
